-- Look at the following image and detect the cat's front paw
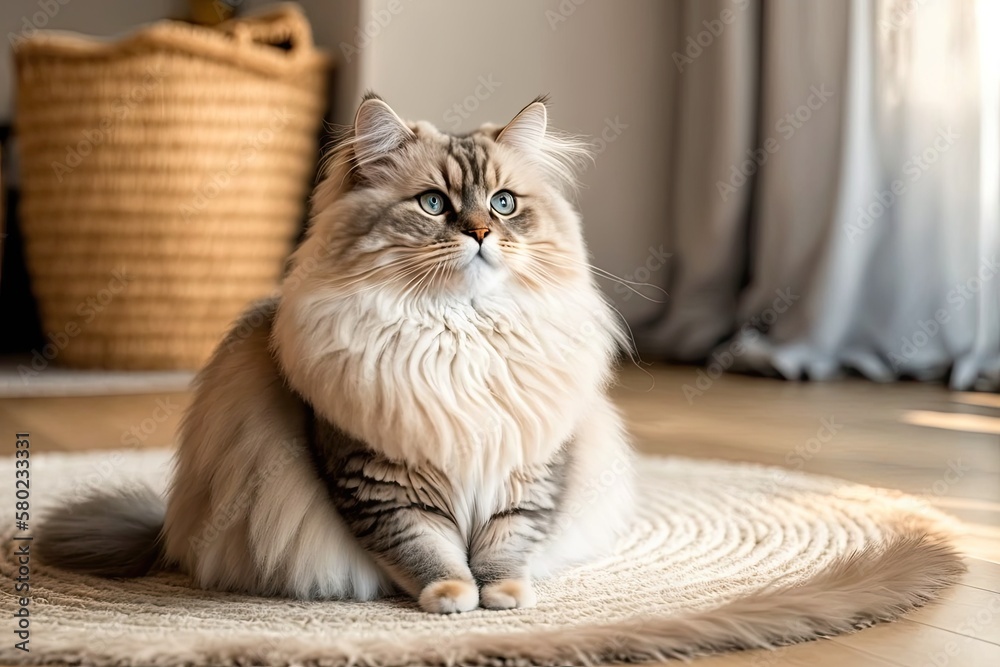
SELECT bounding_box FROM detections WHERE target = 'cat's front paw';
[480,579,537,610]
[418,579,479,614]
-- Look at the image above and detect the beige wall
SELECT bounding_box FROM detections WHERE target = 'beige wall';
[354,0,678,322]
[1,0,187,121]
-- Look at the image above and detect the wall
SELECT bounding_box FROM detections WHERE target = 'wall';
[1,0,187,121]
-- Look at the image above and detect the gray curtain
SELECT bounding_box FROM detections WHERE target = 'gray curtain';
[640,0,1000,390]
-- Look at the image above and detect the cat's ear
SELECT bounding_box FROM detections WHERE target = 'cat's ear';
[352,96,413,166]
[496,97,592,193]
[497,101,548,154]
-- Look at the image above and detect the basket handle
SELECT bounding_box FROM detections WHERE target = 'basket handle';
[218,3,314,56]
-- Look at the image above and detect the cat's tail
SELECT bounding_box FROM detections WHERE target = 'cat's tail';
[35,486,167,578]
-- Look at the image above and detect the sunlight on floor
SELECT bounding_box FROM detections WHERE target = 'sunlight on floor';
[900,410,1000,435]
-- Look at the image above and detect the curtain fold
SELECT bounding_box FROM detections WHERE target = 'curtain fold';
[640,0,1000,390]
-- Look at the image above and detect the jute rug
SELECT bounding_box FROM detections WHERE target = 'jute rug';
[0,449,964,666]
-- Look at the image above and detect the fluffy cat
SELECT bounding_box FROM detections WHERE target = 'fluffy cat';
[37,95,635,613]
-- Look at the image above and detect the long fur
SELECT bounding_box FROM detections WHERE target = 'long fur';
[38,96,636,605]
[154,296,633,598]
[35,487,164,578]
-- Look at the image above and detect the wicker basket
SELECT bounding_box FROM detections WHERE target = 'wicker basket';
[14,3,329,369]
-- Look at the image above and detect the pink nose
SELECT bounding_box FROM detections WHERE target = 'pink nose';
[463,228,490,244]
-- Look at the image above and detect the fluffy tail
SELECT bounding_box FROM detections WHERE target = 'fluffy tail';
[35,486,166,578]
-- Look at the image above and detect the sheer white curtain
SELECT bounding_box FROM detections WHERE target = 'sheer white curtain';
[640,0,999,390]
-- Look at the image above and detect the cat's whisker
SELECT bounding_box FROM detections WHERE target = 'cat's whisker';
[500,241,669,303]
[425,262,446,300]
[325,251,440,280]
[528,248,667,293]
[525,253,667,304]
[328,247,462,291]
[390,242,463,252]
[516,262,564,293]
[399,264,436,302]
[443,257,457,287]
[328,258,429,288]
[333,263,430,300]
[414,261,439,301]
[333,249,469,302]
[326,261,431,294]
[511,272,537,292]
[504,254,563,292]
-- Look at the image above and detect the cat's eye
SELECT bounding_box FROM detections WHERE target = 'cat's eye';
[490,190,516,216]
[418,191,448,216]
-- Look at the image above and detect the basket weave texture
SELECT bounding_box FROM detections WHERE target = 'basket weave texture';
[14,3,329,369]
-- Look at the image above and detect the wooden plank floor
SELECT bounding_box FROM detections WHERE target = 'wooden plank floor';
[1,364,998,666]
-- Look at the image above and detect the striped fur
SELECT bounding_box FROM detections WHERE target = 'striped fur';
[310,413,570,609]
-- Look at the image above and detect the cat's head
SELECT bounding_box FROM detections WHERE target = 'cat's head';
[295,94,595,301]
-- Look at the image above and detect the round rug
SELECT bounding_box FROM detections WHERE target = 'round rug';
[0,449,964,666]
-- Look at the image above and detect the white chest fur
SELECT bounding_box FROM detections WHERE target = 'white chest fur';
[274,284,617,475]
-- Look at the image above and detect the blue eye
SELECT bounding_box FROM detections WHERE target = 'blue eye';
[418,191,447,215]
[490,190,516,216]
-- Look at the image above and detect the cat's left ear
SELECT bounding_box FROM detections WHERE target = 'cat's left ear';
[497,100,548,154]
[352,96,414,166]
[495,97,591,193]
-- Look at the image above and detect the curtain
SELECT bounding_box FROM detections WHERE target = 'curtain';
[639,0,1000,391]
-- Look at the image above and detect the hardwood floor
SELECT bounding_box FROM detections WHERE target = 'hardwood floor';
[612,366,1000,564]
[1,364,997,666]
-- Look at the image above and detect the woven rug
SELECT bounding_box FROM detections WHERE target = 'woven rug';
[0,449,964,666]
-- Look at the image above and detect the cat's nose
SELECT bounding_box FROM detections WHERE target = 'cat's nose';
[462,228,490,245]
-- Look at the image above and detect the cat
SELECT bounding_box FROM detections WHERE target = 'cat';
[37,94,636,613]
